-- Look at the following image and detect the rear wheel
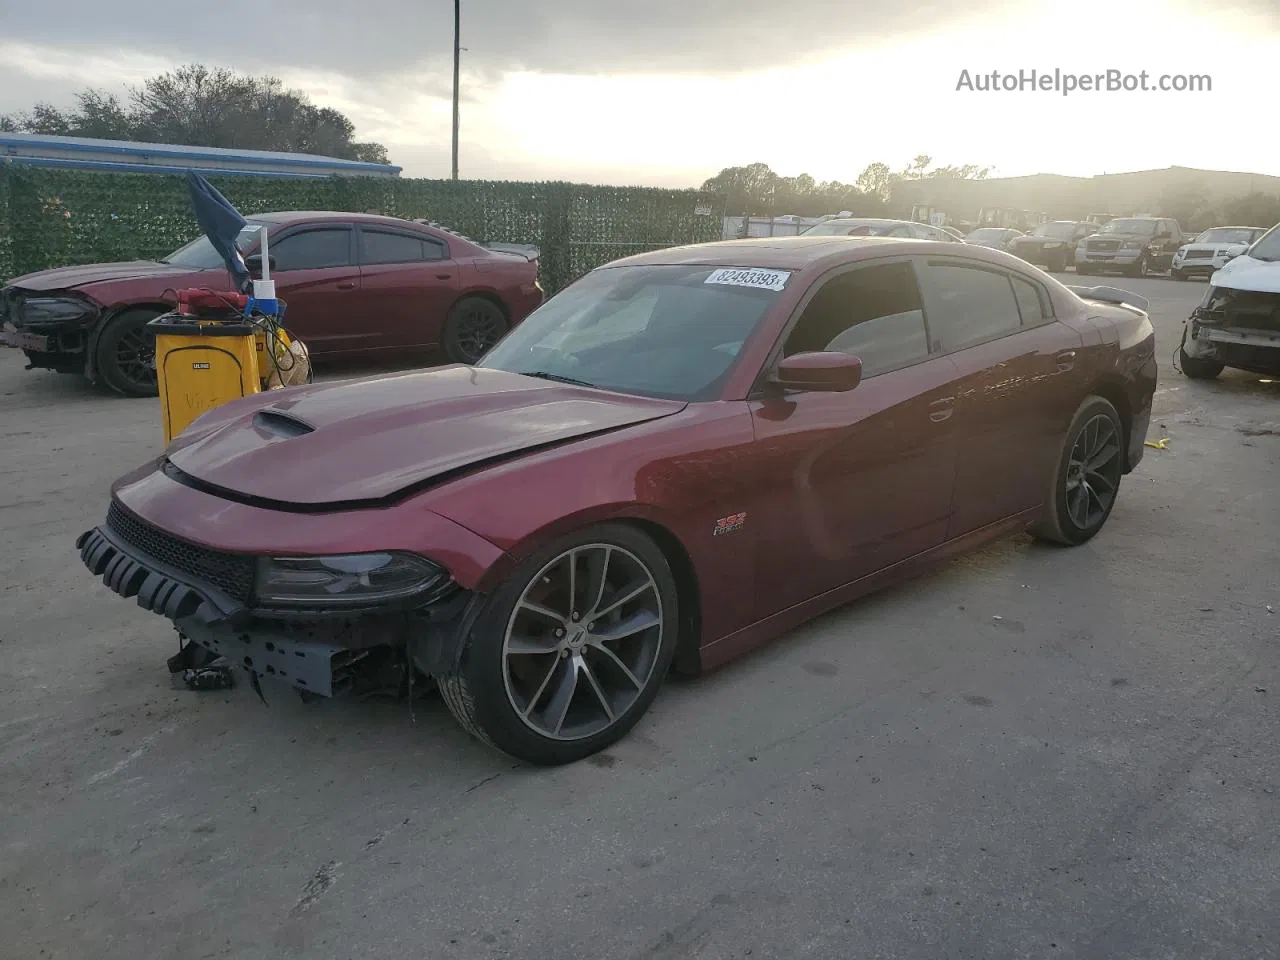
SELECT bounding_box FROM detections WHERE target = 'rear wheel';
[443,296,507,365]
[1032,396,1125,547]
[96,309,161,396]
[438,523,680,765]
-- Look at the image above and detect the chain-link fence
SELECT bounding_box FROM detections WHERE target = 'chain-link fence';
[0,165,724,293]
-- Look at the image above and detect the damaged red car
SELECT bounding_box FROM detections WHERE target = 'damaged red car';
[77,237,1157,765]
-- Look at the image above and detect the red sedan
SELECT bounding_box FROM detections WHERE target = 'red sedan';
[1,212,542,395]
[77,236,1157,764]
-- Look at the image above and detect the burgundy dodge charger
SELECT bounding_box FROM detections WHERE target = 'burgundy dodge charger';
[77,236,1157,765]
[2,211,542,396]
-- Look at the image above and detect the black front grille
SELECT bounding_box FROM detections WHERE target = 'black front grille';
[1087,239,1121,252]
[105,501,255,602]
[1185,248,1214,259]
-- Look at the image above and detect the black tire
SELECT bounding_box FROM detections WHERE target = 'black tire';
[438,523,680,765]
[96,309,162,396]
[1032,396,1125,547]
[1047,253,1067,273]
[1075,264,1092,276]
[1171,268,1187,281]
[1127,254,1149,278]
[1179,347,1224,379]
[443,296,507,365]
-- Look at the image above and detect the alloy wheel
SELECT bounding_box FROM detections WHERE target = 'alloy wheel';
[453,305,506,363]
[1065,413,1122,531]
[115,326,157,393]
[501,543,664,741]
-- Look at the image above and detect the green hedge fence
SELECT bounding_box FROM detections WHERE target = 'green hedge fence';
[0,164,725,294]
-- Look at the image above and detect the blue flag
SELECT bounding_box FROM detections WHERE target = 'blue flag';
[186,171,251,291]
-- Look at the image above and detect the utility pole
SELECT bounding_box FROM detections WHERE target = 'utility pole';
[451,0,461,180]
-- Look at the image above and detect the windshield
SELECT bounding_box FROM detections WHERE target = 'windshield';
[1195,227,1263,245]
[966,228,1009,242]
[1032,222,1077,240]
[803,221,897,236]
[1098,219,1157,236]
[480,263,781,401]
[1248,224,1280,262]
[162,221,265,268]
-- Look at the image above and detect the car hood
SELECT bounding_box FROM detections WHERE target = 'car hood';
[1083,232,1153,243]
[1209,255,1280,294]
[1012,235,1069,245]
[164,365,687,506]
[4,260,200,292]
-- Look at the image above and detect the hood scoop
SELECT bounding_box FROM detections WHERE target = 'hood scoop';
[253,409,315,438]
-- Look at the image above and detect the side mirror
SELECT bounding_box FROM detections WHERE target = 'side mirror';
[1224,244,1248,259]
[244,254,277,277]
[774,351,863,392]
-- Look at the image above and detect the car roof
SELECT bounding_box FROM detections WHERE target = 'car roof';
[247,211,421,227]
[815,217,913,225]
[606,235,975,271]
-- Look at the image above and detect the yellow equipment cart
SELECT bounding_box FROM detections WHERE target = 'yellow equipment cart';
[151,315,263,445]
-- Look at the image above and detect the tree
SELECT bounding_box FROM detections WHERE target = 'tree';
[701,156,992,217]
[855,162,894,202]
[0,64,390,164]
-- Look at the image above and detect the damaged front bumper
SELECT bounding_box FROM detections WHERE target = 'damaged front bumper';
[1183,285,1280,374]
[76,504,483,699]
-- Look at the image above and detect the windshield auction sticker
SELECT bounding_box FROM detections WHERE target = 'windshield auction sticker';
[705,268,791,292]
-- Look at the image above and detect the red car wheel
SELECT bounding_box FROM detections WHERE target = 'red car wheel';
[438,523,680,765]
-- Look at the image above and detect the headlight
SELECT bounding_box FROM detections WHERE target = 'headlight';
[22,296,98,325]
[255,552,447,607]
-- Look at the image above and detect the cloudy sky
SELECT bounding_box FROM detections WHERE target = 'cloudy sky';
[1,0,1276,185]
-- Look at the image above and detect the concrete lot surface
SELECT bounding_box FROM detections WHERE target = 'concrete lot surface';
[1,274,1277,959]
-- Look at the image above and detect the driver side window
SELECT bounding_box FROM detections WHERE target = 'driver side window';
[782,261,931,378]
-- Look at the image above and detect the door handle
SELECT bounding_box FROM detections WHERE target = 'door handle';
[336,281,356,290]
[928,397,954,422]
[436,273,453,280]
[1055,350,1076,371]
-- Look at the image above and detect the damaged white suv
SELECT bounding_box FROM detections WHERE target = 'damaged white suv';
[1179,223,1280,379]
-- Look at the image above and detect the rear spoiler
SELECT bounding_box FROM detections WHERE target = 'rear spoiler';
[482,242,540,262]
[1066,285,1149,312]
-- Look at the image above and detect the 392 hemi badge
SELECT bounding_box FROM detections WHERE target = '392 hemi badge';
[713,512,747,536]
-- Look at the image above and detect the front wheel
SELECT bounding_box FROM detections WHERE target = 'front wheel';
[1179,346,1224,379]
[96,309,162,396]
[443,296,507,365]
[1075,264,1092,276]
[1128,255,1149,278]
[1032,396,1125,547]
[438,523,680,765]
[1171,268,1187,281]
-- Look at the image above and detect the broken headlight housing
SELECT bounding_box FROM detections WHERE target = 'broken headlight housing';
[255,552,446,608]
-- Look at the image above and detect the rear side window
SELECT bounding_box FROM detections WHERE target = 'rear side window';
[361,230,447,264]
[272,229,352,270]
[1011,275,1052,326]
[919,261,1022,352]
[783,261,930,377]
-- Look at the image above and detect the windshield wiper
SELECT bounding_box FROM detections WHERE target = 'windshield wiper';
[518,370,598,388]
